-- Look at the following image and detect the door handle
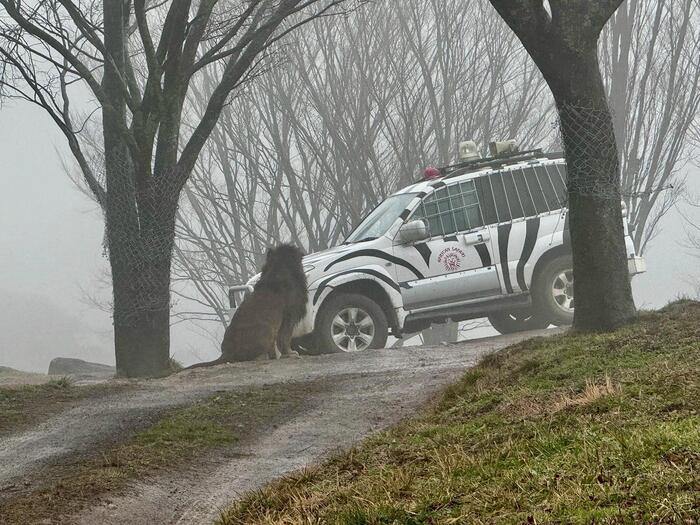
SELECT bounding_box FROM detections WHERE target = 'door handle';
[462,231,490,246]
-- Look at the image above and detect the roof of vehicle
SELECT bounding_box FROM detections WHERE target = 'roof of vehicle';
[394,150,565,196]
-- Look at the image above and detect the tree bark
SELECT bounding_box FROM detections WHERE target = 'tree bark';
[109,189,178,377]
[552,52,636,331]
[101,1,181,377]
[112,267,171,378]
[101,1,170,377]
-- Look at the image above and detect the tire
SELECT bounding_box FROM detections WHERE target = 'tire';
[315,293,389,353]
[487,310,549,335]
[533,255,575,326]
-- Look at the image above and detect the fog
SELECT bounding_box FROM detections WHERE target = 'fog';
[1,2,699,523]
[1,98,697,373]
[0,103,211,371]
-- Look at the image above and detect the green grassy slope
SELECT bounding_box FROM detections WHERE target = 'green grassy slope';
[220,302,700,524]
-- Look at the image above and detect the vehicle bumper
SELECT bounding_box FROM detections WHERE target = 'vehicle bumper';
[228,284,254,308]
[226,284,316,338]
[628,256,646,276]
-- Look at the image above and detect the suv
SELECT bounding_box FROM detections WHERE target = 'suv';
[230,148,646,353]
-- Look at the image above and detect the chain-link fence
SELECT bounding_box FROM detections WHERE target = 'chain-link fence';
[102,147,185,326]
[556,103,623,200]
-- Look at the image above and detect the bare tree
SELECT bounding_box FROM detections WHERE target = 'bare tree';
[489,0,637,332]
[0,0,357,377]
[602,0,700,254]
[172,0,553,342]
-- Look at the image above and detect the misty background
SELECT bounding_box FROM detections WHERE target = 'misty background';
[2,99,697,373]
[1,0,699,373]
[0,102,212,371]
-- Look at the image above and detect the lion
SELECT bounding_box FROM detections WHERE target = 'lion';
[186,244,307,369]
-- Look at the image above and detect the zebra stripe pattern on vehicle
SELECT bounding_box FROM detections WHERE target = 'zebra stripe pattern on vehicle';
[312,269,401,305]
[498,223,513,294]
[474,243,492,267]
[324,249,425,280]
[516,217,541,291]
[413,243,432,265]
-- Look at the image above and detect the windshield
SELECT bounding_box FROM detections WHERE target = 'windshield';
[345,193,417,244]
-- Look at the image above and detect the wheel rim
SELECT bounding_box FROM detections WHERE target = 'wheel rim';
[551,269,575,313]
[331,307,375,352]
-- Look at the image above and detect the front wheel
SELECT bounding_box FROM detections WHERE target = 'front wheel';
[533,255,575,327]
[487,310,549,335]
[315,293,389,353]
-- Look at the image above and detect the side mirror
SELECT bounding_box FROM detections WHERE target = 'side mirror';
[398,219,430,244]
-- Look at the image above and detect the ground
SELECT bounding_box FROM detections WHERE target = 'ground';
[219,301,700,524]
[0,329,553,524]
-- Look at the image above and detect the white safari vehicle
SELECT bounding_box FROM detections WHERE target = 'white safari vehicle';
[230,143,646,354]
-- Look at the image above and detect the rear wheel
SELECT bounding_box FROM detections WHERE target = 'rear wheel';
[315,293,389,353]
[488,310,549,335]
[533,255,575,326]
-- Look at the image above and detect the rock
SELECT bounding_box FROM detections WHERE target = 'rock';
[48,357,115,378]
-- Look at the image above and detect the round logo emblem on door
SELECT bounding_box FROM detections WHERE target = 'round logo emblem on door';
[437,247,466,272]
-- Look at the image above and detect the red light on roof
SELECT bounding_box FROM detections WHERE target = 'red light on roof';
[424,166,441,180]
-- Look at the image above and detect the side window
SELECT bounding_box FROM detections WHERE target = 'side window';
[539,164,567,209]
[474,176,498,224]
[490,172,513,222]
[522,168,549,214]
[474,162,568,225]
[414,181,484,237]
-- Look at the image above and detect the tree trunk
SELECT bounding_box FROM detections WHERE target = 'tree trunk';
[113,280,171,378]
[549,51,636,331]
[109,206,176,377]
[487,0,635,332]
[101,1,180,377]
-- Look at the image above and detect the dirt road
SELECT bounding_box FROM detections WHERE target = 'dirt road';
[0,329,559,524]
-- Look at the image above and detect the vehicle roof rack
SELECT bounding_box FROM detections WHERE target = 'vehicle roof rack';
[440,149,560,180]
[415,150,565,184]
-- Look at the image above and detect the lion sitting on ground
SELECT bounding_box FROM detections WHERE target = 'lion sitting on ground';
[186,244,307,369]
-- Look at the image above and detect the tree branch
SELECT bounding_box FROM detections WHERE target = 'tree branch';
[0,0,106,104]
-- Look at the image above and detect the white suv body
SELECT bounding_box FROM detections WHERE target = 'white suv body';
[233,151,645,352]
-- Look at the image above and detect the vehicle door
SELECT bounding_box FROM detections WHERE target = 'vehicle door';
[473,162,568,294]
[392,180,501,311]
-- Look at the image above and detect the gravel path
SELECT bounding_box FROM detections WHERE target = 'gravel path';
[0,329,559,524]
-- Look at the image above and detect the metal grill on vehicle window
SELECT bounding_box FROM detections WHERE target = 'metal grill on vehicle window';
[415,180,484,237]
[474,162,568,225]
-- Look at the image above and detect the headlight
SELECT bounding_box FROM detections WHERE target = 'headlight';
[303,264,315,274]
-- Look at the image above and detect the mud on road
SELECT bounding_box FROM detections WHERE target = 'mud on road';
[0,329,559,524]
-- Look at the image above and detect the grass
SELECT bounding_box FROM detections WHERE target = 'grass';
[0,388,289,524]
[0,376,118,435]
[169,356,185,372]
[219,301,700,524]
